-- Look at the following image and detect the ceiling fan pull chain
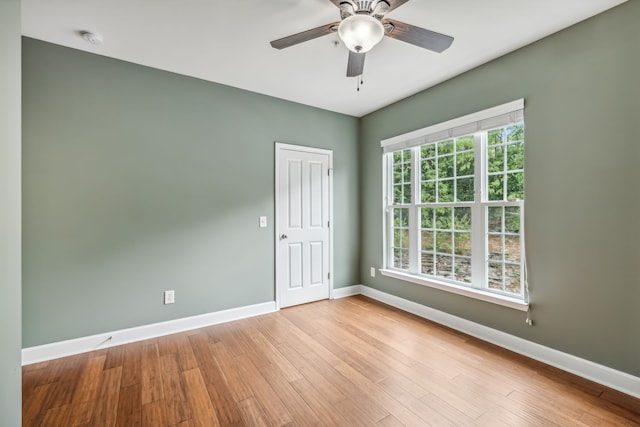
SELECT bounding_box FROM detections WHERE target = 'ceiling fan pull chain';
[356,71,364,92]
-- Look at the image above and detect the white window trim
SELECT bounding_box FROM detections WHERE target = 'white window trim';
[381,99,524,152]
[379,268,529,311]
[381,100,528,311]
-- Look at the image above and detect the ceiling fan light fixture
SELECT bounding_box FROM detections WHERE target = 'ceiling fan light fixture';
[338,14,384,53]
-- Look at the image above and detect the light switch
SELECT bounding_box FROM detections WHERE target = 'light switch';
[259,216,267,228]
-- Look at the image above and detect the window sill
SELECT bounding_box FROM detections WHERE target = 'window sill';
[379,269,529,312]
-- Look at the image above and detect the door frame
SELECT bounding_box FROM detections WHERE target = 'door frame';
[274,142,334,309]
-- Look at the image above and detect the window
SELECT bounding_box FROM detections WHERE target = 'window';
[382,100,527,308]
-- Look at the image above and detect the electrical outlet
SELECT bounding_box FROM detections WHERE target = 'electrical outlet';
[370,267,376,278]
[164,290,175,305]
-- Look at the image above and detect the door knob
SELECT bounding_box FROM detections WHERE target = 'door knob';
[280,234,288,240]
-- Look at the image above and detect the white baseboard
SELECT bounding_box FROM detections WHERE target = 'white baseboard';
[357,285,640,399]
[22,301,277,365]
[332,284,363,299]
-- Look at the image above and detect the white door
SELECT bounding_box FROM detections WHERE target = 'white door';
[276,143,332,308]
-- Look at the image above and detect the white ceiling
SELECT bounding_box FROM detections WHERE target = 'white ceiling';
[22,0,627,117]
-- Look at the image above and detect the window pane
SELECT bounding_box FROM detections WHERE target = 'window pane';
[438,140,454,155]
[507,172,524,201]
[435,208,452,229]
[438,180,454,202]
[487,174,504,201]
[507,124,524,142]
[392,208,410,270]
[456,177,474,202]
[421,208,434,229]
[454,257,472,284]
[395,249,409,269]
[456,151,474,177]
[421,253,435,275]
[487,146,504,173]
[393,164,403,184]
[393,185,402,204]
[394,228,409,248]
[422,144,436,158]
[394,208,409,227]
[505,207,520,233]
[436,254,453,278]
[403,164,411,181]
[488,207,503,233]
[488,129,504,146]
[403,184,412,204]
[456,136,474,152]
[488,234,502,261]
[504,264,521,294]
[421,157,436,181]
[392,150,411,205]
[507,143,524,171]
[436,231,453,254]
[488,262,503,290]
[438,155,454,179]
[454,232,471,256]
[422,231,434,251]
[505,235,521,263]
[422,181,436,203]
[453,207,471,230]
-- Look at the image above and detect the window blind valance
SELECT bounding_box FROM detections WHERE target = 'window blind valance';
[381,99,524,153]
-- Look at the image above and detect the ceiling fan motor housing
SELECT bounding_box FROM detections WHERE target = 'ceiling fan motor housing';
[353,1,375,13]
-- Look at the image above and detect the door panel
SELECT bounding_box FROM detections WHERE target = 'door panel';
[287,243,303,290]
[276,144,332,308]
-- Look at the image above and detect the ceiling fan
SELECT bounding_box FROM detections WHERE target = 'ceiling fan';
[270,0,454,79]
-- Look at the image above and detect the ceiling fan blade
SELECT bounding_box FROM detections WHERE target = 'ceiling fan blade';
[383,19,453,53]
[270,22,339,49]
[346,51,366,77]
[385,0,410,13]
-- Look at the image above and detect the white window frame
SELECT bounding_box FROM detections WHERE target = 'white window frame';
[380,100,528,311]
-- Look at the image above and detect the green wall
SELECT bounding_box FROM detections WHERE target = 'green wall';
[22,38,359,347]
[0,0,22,423]
[360,1,639,376]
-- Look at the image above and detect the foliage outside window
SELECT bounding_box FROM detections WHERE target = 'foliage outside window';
[386,120,525,299]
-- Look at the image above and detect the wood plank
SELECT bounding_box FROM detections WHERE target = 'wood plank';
[181,368,220,427]
[236,397,273,427]
[244,326,304,382]
[116,383,142,426]
[208,341,254,402]
[104,345,124,370]
[175,334,199,372]
[188,332,245,426]
[159,353,191,426]
[258,362,329,426]
[72,355,106,404]
[89,366,122,427]
[120,342,144,388]
[141,400,168,426]
[233,354,293,426]
[141,344,164,405]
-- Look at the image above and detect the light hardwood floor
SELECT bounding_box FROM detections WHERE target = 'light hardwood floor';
[22,295,640,426]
